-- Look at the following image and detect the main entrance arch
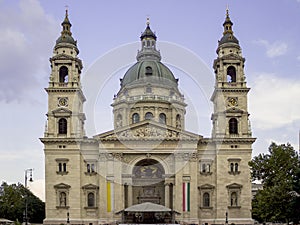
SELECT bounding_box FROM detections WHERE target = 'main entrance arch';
[132,159,165,205]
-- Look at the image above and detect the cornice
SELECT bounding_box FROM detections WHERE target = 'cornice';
[214,87,250,93]
[212,137,256,144]
[40,137,84,144]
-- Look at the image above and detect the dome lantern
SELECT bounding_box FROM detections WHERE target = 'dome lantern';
[136,18,161,62]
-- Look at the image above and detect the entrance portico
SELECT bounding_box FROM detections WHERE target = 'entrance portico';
[117,202,178,224]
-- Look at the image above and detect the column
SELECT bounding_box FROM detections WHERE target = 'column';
[165,182,170,208]
[128,184,133,206]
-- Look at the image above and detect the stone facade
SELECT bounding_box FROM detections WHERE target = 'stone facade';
[41,10,255,225]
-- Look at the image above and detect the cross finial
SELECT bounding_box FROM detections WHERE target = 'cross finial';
[65,5,69,15]
[146,15,150,26]
[226,4,229,17]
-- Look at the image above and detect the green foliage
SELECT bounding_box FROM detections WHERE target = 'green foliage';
[0,182,45,223]
[249,142,300,223]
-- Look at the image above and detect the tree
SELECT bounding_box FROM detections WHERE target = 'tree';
[0,182,45,223]
[249,142,300,223]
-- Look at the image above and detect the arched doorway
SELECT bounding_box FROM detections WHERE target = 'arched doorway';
[132,159,165,205]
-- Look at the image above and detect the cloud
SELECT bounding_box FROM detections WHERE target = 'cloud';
[249,73,300,130]
[0,0,58,102]
[255,39,288,58]
[28,179,45,201]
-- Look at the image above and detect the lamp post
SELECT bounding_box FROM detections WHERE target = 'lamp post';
[67,211,70,225]
[24,168,33,225]
[225,211,228,225]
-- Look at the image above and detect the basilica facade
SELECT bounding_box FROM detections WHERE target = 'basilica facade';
[41,9,255,225]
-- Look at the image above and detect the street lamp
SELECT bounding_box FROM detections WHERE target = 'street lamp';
[67,211,70,225]
[225,211,228,225]
[24,168,33,225]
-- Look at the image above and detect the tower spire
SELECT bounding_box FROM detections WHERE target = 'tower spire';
[223,6,233,35]
[61,9,72,36]
[55,9,77,47]
[218,7,239,46]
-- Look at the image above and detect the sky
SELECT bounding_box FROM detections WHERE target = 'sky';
[0,0,300,201]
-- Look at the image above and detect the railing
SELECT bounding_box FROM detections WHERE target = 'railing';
[114,94,184,103]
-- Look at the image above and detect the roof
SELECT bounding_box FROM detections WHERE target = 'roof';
[124,202,171,212]
[121,60,177,88]
[55,10,77,46]
[0,218,13,224]
[140,24,157,40]
[219,33,239,45]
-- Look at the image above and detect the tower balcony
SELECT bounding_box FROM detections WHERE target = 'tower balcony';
[48,82,79,88]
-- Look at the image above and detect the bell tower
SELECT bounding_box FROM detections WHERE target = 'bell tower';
[45,10,86,138]
[211,8,252,139]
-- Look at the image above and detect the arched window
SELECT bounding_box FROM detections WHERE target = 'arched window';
[58,163,62,172]
[88,192,95,207]
[235,163,239,172]
[145,112,153,120]
[229,118,238,134]
[176,114,181,128]
[58,118,67,134]
[203,193,210,207]
[132,113,140,124]
[207,164,211,173]
[231,192,238,206]
[59,66,69,83]
[159,113,166,124]
[230,163,234,172]
[63,163,67,172]
[227,66,236,82]
[145,66,153,76]
[202,164,206,173]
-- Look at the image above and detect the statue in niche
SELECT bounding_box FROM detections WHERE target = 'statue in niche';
[59,192,67,207]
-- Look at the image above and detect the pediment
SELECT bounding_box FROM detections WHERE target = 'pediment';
[54,183,71,189]
[82,183,99,190]
[222,54,245,61]
[94,121,201,141]
[51,54,74,61]
[199,184,215,190]
[224,107,245,114]
[226,182,243,189]
[52,108,72,116]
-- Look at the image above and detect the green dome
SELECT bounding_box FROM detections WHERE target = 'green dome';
[121,60,177,87]
[219,33,239,45]
[56,34,77,45]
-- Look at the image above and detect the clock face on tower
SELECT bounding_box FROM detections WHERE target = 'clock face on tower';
[228,97,238,107]
[58,97,68,107]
